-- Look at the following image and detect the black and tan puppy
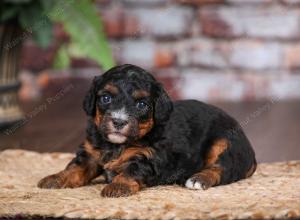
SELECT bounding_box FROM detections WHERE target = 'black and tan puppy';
[38,64,256,197]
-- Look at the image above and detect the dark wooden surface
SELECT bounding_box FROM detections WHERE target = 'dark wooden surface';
[0,77,299,163]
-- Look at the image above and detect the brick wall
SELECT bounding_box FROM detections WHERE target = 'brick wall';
[21,0,300,101]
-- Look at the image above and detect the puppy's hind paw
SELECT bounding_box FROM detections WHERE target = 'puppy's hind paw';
[185,178,203,190]
[185,176,213,190]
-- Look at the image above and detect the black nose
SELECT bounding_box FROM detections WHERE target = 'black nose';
[112,118,128,129]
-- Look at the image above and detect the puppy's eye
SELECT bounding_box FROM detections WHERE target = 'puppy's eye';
[100,94,112,104]
[136,101,148,110]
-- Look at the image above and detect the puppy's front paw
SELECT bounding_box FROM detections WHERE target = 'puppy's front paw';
[38,173,66,189]
[185,175,213,190]
[101,183,133,197]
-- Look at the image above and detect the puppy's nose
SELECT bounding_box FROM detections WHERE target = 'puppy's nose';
[112,118,128,129]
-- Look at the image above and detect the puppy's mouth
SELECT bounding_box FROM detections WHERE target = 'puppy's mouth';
[103,113,137,144]
[107,132,127,144]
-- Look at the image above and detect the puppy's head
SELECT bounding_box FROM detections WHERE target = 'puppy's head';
[83,64,173,144]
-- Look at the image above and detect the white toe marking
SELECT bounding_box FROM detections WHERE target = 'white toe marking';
[194,181,202,189]
[185,178,202,190]
[185,179,194,189]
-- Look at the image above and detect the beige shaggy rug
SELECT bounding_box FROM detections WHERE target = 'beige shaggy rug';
[0,149,300,219]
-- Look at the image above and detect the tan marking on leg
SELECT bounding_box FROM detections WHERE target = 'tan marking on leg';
[104,147,154,172]
[84,140,101,160]
[38,163,96,189]
[38,141,101,189]
[186,139,229,190]
[245,163,257,178]
[205,138,229,167]
[189,166,223,190]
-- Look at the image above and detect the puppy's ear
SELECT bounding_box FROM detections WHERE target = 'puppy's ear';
[83,76,103,116]
[154,83,173,124]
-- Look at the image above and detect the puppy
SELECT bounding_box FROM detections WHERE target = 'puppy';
[38,64,257,197]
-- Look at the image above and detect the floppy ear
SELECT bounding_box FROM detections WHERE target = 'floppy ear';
[83,76,103,116]
[154,83,173,124]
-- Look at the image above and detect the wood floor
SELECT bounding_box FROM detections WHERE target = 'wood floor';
[0,77,299,163]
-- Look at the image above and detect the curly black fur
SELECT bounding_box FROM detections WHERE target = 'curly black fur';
[38,64,257,197]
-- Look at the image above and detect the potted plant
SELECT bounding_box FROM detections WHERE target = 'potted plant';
[0,0,115,128]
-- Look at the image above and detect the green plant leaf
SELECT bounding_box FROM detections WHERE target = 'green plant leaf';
[39,0,55,11]
[53,46,70,69]
[18,1,53,48]
[31,17,53,48]
[18,1,40,28]
[3,0,32,3]
[0,6,19,22]
[50,0,115,70]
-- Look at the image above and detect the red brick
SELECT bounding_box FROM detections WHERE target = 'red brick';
[284,44,300,70]
[123,15,140,37]
[199,9,232,38]
[37,71,50,89]
[101,7,139,38]
[154,48,175,68]
[101,9,124,38]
